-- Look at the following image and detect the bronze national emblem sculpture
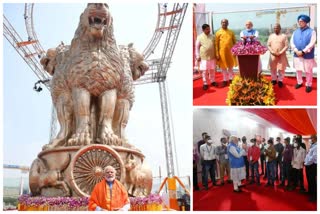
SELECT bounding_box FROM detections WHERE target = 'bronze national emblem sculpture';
[29,3,152,198]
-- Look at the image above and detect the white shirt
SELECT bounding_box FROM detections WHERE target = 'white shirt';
[200,143,216,160]
[292,147,306,169]
[304,143,317,165]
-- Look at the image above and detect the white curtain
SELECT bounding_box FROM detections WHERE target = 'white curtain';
[306,109,317,133]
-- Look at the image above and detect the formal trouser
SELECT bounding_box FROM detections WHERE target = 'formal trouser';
[203,159,216,188]
[281,161,292,186]
[306,164,317,199]
[296,69,313,87]
[201,160,205,185]
[267,160,275,185]
[275,159,282,179]
[250,161,260,183]
[193,160,199,189]
[291,168,304,189]
[243,156,249,179]
[222,67,234,81]
[260,155,266,174]
[201,70,215,85]
[271,69,284,81]
[219,160,230,182]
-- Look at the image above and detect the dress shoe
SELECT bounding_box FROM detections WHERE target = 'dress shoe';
[227,180,233,184]
[211,82,218,87]
[220,182,225,185]
[202,84,208,90]
[308,197,316,202]
[256,182,261,186]
[295,83,303,89]
[233,189,242,193]
[238,184,245,188]
[249,180,255,184]
[278,183,285,187]
[265,183,271,187]
[287,185,296,191]
[299,188,307,193]
[202,186,208,190]
[222,81,227,87]
[306,86,312,93]
[278,81,283,88]
[271,80,277,85]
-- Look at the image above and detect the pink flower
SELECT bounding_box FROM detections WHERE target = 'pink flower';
[231,40,267,55]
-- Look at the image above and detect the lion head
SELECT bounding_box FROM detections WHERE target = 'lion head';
[77,3,112,40]
[127,43,149,80]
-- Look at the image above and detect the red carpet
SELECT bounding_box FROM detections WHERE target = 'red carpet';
[193,72,317,106]
[193,173,317,211]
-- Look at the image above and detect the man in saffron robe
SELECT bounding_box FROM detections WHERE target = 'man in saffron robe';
[267,23,289,88]
[215,19,237,87]
[290,14,317,93]
[195,24,217,90]
[88,165,130,211]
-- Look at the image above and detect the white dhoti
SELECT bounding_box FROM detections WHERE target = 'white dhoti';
[230,166,246,190]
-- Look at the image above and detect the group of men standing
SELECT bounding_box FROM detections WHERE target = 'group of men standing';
[195,14,316,93]
[193,133,317,202]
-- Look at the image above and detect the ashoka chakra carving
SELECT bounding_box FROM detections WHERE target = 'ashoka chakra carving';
[70,145,125,197]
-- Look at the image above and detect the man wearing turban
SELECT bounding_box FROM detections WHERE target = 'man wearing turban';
[290,14,317,93]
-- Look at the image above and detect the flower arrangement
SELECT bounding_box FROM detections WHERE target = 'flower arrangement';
[231,40,267,55]
[130,193,163,211]
[18,194,89,211]
[226,75,275,106]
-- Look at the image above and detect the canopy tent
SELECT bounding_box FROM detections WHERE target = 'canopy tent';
[243,109,316,135]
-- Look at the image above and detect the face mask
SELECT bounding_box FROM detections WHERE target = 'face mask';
[265,144,270,149]
[294,143,298,148]
[208,140,213,144]
[248,143,253,147]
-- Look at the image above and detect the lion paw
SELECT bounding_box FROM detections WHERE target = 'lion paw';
[68,128,92,146]
[97,129,122,146]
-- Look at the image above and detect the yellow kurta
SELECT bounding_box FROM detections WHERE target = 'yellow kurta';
[215,28,237,69]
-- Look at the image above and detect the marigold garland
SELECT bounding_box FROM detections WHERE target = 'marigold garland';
[226,75,275,106]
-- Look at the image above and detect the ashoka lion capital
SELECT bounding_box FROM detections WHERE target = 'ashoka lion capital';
[30,3,152,198]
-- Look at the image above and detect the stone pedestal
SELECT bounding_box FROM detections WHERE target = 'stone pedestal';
[29,145,152,198]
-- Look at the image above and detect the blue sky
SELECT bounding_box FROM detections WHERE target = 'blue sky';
[2,3,192,182]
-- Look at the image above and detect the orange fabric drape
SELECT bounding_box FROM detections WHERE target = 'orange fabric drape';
[243,109,316,135]
[274,109,316,135]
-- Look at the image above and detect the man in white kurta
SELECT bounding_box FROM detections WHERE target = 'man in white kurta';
[267,23,289,88]
[195,24,217,90]
[290,14,317,93]
[227,136,246,192]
